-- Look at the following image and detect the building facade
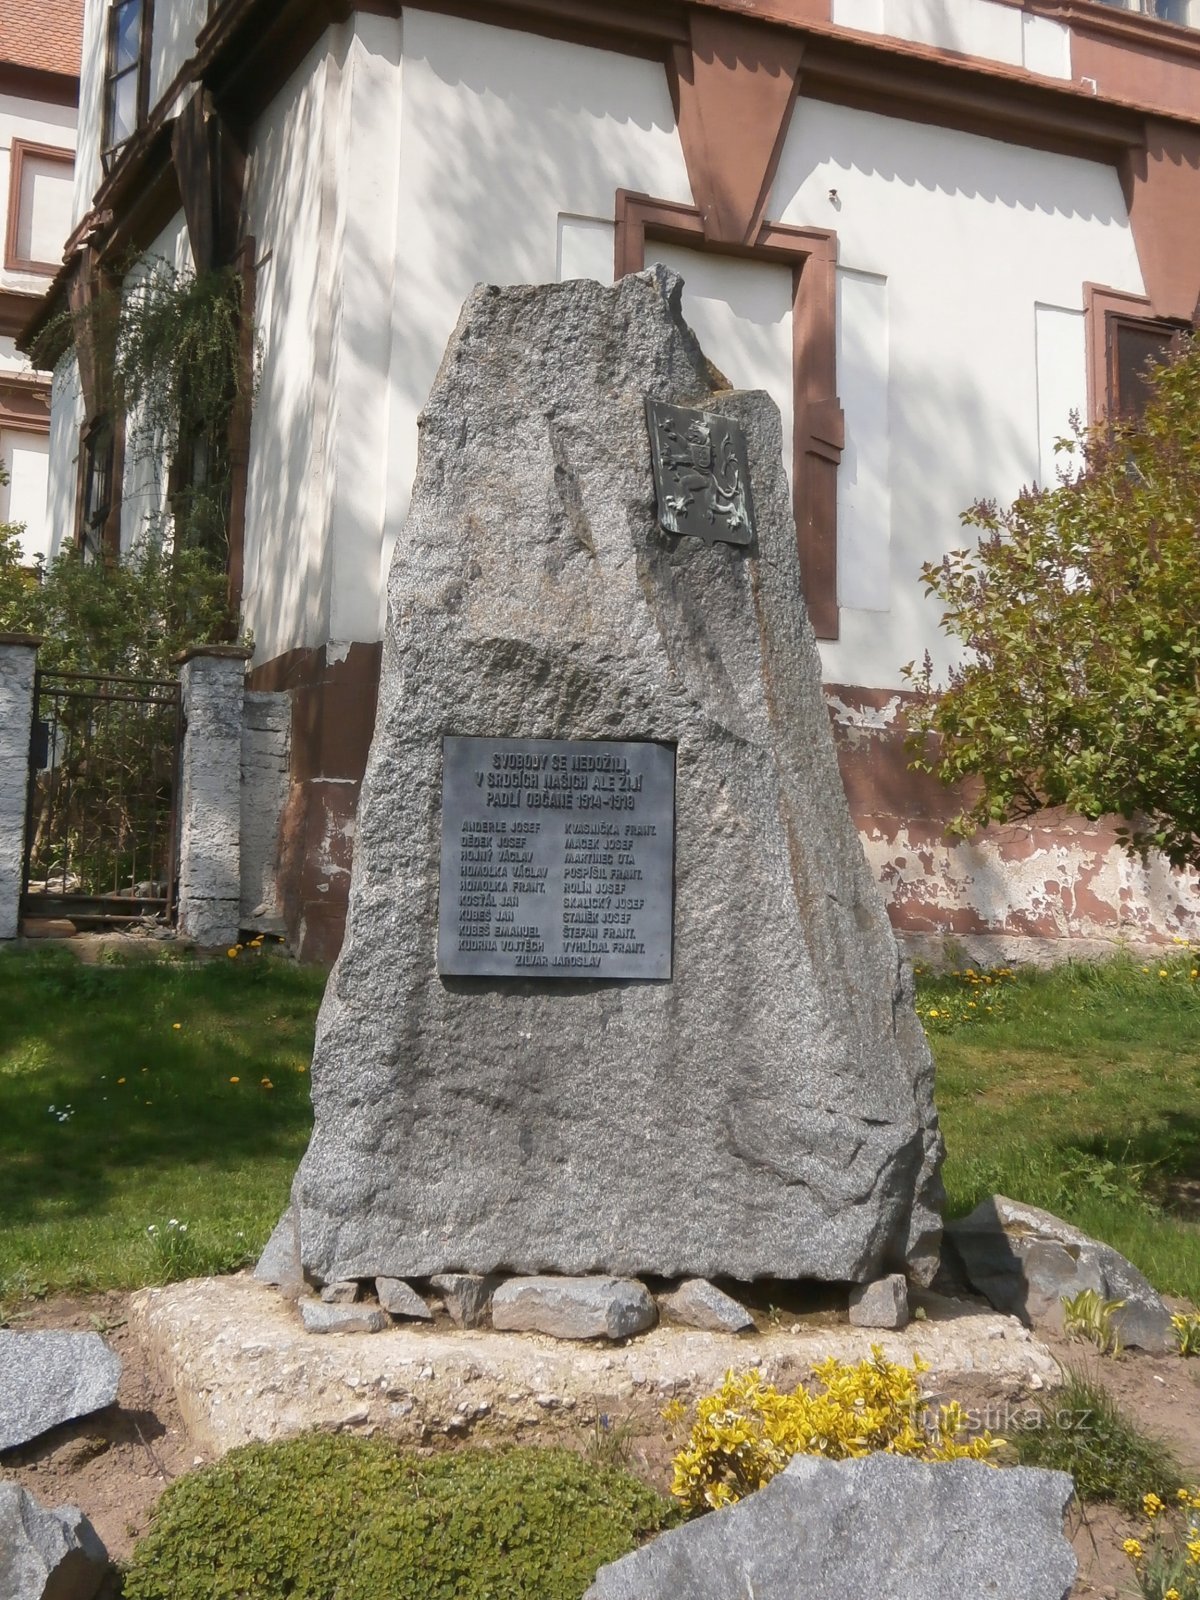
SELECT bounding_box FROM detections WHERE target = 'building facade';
[1,0,78,562]
[29,0,1200,961]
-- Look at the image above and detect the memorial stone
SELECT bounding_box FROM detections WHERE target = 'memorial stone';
[292,267,943,1288]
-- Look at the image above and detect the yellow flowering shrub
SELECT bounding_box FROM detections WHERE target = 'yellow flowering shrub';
[666,1350,998,1514]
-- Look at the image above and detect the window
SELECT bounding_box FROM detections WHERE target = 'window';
[102,0,152,172]
[1093,0,1200,26]
[5,142,74,275]
[1107,315,1183,421]
[79,419,115,560]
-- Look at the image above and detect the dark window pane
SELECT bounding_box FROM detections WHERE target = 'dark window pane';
[113,0,142,72]
[1112,318,1175,420]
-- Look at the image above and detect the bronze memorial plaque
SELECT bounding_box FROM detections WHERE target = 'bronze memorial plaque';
[438,736,675,979]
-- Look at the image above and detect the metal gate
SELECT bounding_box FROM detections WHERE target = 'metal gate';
[21,670,183,927]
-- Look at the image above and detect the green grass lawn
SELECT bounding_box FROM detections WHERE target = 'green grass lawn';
[1,941,1197,1311]
[0,945,323,1305]
[925,948,1200,1304]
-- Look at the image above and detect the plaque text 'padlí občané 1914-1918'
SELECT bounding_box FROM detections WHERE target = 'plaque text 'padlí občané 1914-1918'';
[438,736,674,980]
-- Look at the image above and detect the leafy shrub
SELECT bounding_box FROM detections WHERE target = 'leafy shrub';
[664,1351,998,1515]
[122,1437,678,1600]
[1062,1288,1125,1357]
[1014,1368,1182,1514]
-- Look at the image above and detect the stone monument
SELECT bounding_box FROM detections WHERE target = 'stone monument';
[292,266,943,1289]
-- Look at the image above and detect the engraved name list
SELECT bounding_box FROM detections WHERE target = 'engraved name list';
[437,736,674,979]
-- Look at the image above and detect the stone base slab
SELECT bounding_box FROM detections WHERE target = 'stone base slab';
[129,1276,1060,1458]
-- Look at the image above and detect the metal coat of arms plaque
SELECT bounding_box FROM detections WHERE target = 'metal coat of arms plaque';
[645,397,755,547]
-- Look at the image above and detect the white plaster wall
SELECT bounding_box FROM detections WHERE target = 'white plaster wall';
[71,0,107,232]
[118,214,194,553]
[831,0,1071,79]
[0,430,51,561]
[45,356,82,564]
[242,34,337,661]
[0,91,77,296]
[768,98,1144,690]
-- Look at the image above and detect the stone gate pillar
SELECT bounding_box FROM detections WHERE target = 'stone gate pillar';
[0,634,40,941]
[177,644,251,947]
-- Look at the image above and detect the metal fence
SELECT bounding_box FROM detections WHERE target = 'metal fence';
[21,670,183,926]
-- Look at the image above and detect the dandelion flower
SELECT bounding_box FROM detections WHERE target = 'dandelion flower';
[117,1077,126,1085]
[1144,1493,1166,1519]
[227,947,238,959]
[1122,1538,1144,1560]
[172,1023,181,1031]
[229,1075,240,1084]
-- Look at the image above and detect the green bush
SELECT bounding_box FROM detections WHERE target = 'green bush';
[122,1436,678,1600]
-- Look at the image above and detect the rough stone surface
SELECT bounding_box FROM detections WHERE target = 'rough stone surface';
[0,641,39,942]
[848,1273,910,1330]
[129,1277,1060,1457]
[376,1278,433,1319]
[298,1299,389,1336]
[293,268,942,1287]
[585,1456,1076,1600]
[240,689,290,932]
[659,1279,754,1333]
[948,1195,1175,1352]
[253,1204,303,1293]
[320,1280,361,1304]
[0,1332,122,1451]
[0,1484,110,1600]
[490,1276,656,1341]
[430,1272,502,1328]
[177,650,247,947]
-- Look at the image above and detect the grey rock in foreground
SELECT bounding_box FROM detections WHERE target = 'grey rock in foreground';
[491,1277,656,1341]
[849,1273,909,1330]
[0,1483,110,1600]
[293,266,943,1287]
[948,1195,1174,1352]
[585,1455,1076,1600]
[375,1278,433,1319]
[298,1300,389,1336]
[431,1273,501,1328]
[0,1332,121,1451]
[659,1279,754,1333]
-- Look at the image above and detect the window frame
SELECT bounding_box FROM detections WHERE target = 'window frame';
[4,140,75,276]
[1084,284,1187,424]
[76,416,118,561]
[101,0,154,175]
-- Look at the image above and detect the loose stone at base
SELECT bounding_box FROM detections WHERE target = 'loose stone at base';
[299,1300,389,1335]
[491,1277,656,1341]
[848,1274,909,1331]
[0,1482,110,1600]
[659,1279,754,1333]
[431,1273,502,1328]
[0,1332,122,1451]
[320,1280,360,1304]
[376,1278,433,1320]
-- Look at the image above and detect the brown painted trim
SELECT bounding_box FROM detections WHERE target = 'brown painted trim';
[0,376,52,434]
[667,11,805,247]
[1084,282,1151,424]
[4,140,74,276]
[174,642,253,664]
[1118,119,1200,323]
[615,190,843,639]
[0,63,79,108]
[0,288,43,339]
